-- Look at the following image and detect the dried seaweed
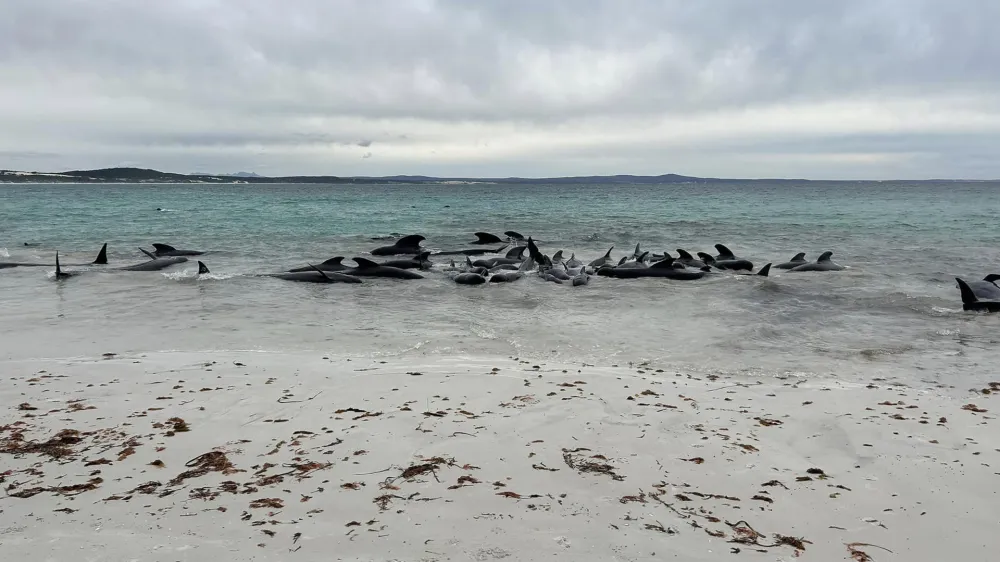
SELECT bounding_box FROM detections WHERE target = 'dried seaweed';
[130,481,161,494]
[562,448,624,481]
[249,498,284,509]
[9,477,102,498]
[170,451,241,486]
[1,429,83,459]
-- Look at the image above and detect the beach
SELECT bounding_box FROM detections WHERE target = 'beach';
[2,350,996,561]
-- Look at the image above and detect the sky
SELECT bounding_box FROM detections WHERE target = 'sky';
[2,0,999,179]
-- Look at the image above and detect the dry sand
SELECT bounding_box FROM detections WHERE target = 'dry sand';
[1,351,997,561]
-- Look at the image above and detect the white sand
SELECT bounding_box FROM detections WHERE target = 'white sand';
[1,351,997,561]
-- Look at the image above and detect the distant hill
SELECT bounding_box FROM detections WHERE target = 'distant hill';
[11,166,971,184]
[2,167,733,185]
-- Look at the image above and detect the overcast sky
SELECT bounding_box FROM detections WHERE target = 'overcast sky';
[2,1,999,179]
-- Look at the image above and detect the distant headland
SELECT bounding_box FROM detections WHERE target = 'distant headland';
[0,166,801,185]
[0,166,987,184]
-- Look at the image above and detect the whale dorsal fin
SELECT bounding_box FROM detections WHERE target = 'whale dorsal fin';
[553,250,563,261]
[321,256,344,265]
[416,251,431,262]
[505,246,524,259]
[650,258,676,269]
[715,244,735,259]
[676,249,693,260]
[633,243,640,256]
[55,251,63,276]
[700,266,711,272]
[474,232,501,243]
[956,277,978,304]
[603,246,614,258]
[617,256,628,265]
[984,274,1000,283]
[697,252,715,264]
[353,257,379,268]
[791,252,806,261]
[198,261,210,275]
[638,251,649,263]
[817,251,834,262]
[757,263,772,277]
[93,243,108,265]
[505,231,524,240]
[139,247,157,260]
[394,235,425,247]
[308,263,331,280]
[152,243,176,253]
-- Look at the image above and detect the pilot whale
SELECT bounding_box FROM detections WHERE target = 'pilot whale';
[956,277,1000,312]
[789,251,844,272]
[775,252,807,269]
[371,235,426,256]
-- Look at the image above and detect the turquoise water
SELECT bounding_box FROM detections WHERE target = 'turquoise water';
[1,181,998,385]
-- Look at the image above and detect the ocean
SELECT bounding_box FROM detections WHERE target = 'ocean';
[1,181,998,386]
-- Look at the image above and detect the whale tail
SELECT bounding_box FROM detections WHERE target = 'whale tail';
[92,243,108,265]
[55,251,65,278]
[817,251,834,262]
[197,261,210,275]
[633,243,641,257]
[757,263,772,277]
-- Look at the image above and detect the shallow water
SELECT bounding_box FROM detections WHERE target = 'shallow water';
[1,181,998,385]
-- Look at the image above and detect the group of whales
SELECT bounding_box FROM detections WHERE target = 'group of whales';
[4,231,999,313]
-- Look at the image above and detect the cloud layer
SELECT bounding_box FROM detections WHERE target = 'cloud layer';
[2,0,999,178]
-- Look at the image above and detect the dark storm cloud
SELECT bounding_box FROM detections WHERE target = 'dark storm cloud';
[1,0,998,178]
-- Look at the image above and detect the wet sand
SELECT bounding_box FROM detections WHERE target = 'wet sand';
[1,351,996,561]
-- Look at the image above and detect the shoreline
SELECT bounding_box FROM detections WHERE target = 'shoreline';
[1,350,996,561]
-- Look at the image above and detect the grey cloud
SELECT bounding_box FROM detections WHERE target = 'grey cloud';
[1,1,1000,177]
